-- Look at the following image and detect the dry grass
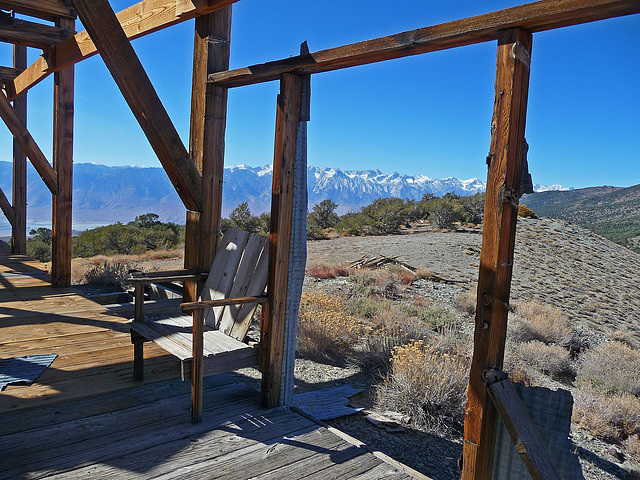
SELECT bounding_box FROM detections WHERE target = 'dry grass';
[510,301,578,349]
[504,340,575,384]
[376,339,470,433]
[573,385,640,443]
[577,341,640,395]
[306,264,350,279]
[296,291,364,361]
[83,262,131,292]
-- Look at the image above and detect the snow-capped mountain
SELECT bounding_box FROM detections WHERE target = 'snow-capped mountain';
[0,161,568,230]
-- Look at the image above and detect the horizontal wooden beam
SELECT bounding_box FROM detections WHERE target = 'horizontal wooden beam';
[8,0,239,100]
[209,0,640,88]
[0,65,23,82]
[0,0,76,21]
[0,91,58,194]
[0,185,15,227]
[70,0,203,212]
[0,12,72,49]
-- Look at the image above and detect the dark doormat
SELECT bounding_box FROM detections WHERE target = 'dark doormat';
[0,354,57,391]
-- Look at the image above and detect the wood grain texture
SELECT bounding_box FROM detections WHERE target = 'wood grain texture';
[261,73,302,408]
[9,0,239,100]
[0,91,57,194]
[0,13,71,49]
[191,308,204,423]
[209,0,640,88]
[488,378,562,480]
[10,44,26,254]
[69,0,203,212]
[0,0,76,20]
[51,17,75,288]
[185,5,232,300]
[461,28,533,480]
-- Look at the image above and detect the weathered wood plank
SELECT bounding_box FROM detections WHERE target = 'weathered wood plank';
[11,44,27,254]
[0,0,76,20]
[0,13,72,49]
[261,73,302,408]
[50,33,74,288]
[208,0,640,88]
[9,0,239,100]
[461,27,533,480]
[0,91,58,194]
[191,307,205,422]
[69,0,204,212]
[487,377,562,480]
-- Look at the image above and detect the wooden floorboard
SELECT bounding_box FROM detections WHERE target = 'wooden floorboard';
[0,243,421,479]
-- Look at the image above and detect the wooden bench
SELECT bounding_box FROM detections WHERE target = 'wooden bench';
[129,228,269,422]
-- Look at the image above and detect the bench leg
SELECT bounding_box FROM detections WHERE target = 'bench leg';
[191,309,204,423]
[133,339,144,381]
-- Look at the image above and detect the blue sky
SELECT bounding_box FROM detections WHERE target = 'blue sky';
[0,1,638,189]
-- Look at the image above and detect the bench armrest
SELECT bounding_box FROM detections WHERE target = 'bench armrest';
[128,269,207,284]
[180,294,268,313]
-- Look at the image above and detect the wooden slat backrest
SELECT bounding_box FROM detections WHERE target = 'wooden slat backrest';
[201,228,249,326]
[219,233,269,340]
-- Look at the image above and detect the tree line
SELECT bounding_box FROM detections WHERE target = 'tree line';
[24,193,488,262]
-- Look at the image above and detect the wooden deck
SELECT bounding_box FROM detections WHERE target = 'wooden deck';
[0,243,422,479]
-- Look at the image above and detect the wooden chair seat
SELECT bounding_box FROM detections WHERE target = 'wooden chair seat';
[130,315,258,381]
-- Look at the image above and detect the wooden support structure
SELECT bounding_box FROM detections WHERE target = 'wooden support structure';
[261,73,303,408]
[461,28,533,480]
[11,44,26,254]
[51,17,75,288]
[209,0,640,88]
[0,91,58,195]
[9,0,240,101]
[70,0,203,213]
[0,186,14,226]
[0,0,76,21]
[184,5,232,303]
[0,12,71,49]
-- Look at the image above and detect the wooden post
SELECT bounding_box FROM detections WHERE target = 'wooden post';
[51,17,75,288]
[462,27,532,480]
[184,5,232,303]
[191,307,205,423]
[261,73,302,408]
[11,44,27,254]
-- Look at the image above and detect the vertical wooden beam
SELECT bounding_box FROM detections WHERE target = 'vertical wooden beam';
[191,307,205,423]
[184,5,232,303]
[261,73,302,408]
[462,27,532,480]
[51,17,75,287]
[11,44,27,254]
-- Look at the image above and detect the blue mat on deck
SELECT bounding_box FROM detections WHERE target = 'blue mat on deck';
[0,354,57,391]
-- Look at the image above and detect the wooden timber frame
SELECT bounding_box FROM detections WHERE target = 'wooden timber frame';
[0,1,638,476]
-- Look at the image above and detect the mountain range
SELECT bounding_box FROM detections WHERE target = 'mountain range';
[0,161,566,231]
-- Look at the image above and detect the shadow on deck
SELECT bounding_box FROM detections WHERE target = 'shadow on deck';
[0,243,422,479]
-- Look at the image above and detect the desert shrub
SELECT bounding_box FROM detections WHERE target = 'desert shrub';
[83,262,130,292]
[505,340,575,383]
[608,329,636,347]
[624,435,640,462]
[399,304,459,332]
[296,291,363,361]
[27,240,51,263]
[577,341,640,395]
[347,295,380,319]
[510,301,577,348]
[573,386,640,443]
[518,204,537,218]
[309,199,339,229]
[456,287,477,315]
[376,340,470,432]
[306,264,350,279]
